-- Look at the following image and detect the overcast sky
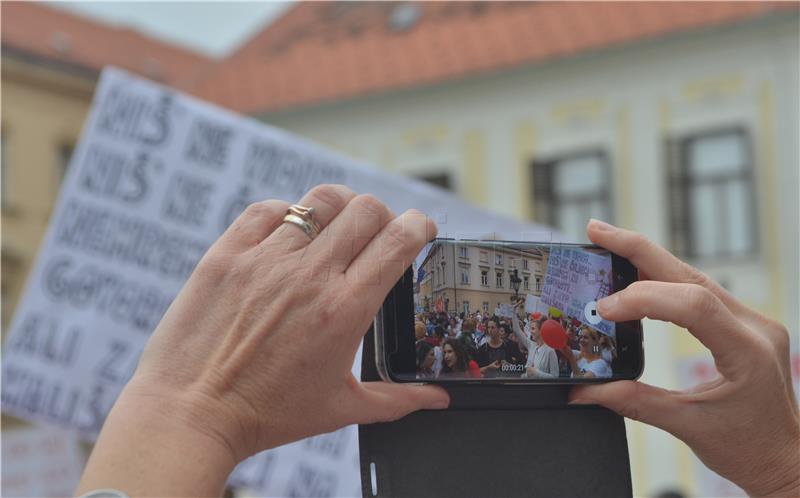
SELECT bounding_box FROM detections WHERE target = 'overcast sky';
[48,1,292,58]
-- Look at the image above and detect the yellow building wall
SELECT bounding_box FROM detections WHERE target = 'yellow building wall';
[1,57,96,333]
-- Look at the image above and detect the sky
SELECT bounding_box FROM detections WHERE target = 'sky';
[48,1,293,58]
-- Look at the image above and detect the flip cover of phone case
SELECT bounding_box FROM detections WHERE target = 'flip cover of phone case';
[359,327,633,498]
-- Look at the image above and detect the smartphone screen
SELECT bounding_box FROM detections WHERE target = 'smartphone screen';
[377,239,643,383]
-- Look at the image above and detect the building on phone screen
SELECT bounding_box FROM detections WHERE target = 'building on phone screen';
[416,242,547,315]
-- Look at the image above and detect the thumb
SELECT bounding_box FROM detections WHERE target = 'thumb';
[569,380,683,433]
[349,382,450,424]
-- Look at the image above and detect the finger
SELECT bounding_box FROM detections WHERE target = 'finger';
[347,382,449,424]
[569,381,684,435]
[345,209,436,316]
[305,194,395,272]
[597,280,750,375]
[218,200,290,249]
[266,184,357,251]
[586,219,745,313]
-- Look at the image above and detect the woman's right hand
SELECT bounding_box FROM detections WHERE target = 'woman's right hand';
[571,220,800,497]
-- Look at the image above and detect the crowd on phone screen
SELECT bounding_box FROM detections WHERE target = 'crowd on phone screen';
[414,307,617,380]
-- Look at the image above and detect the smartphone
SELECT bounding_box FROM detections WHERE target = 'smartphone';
[375,238,643,384]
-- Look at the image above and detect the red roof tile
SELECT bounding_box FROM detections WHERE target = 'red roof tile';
[1,1,212,90]
[192,1,798,114]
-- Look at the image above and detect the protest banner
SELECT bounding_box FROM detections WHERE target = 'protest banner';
[1,426,86,497]
[1,67,554,496]
[495,303,516,319]
[524,293,549,315]
[540,246,614,337]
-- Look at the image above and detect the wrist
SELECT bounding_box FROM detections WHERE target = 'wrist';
[748,473,800,498]
[77,380,240,497]
[743,428,800,497]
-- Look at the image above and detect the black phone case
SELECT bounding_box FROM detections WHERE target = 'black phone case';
[359,326,633,498]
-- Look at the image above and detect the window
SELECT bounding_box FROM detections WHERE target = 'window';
[479,251,488,263]
[482,302,489,313]
[523,275,529,290]
[480,270,489,286]
[415,172,452,191]
[523,259,529,270]
[462,301,470,314]
[532,151,612,242]
[535,276,542,293]
[668,128,756,259]
[459,246,468,259]
[495,272,503,288]
[59,143,74,185]
[495,254,503,266]
[460,269,470,285]
[509,257,516,268]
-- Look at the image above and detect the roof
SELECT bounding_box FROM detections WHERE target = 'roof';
[192,1,799,114]
[1,2,212,90]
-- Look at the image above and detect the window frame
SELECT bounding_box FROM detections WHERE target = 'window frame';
[531,148,614,238]
[415,172,453,191]
[668,126,758,260]
[58,142,76,186]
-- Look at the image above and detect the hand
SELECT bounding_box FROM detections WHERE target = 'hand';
[79,185,450,496]
[484,360,500,371]
[570,220,800,497]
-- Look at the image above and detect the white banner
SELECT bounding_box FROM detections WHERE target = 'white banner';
[540,246,614,337]
[1,426,86,497]
[1,67,556,496]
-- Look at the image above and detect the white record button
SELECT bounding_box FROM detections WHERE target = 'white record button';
[584,300,602,325]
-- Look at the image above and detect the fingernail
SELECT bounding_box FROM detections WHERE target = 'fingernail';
[568,398,590,405]
[589,219,615,232]
[597,293,619,314]
[428,398,450,410]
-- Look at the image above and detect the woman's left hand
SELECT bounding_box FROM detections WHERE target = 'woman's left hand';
[77,185,449,496]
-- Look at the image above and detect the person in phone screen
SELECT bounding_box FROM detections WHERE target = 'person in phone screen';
[511,309,559,379]
[414,321,427,342]
[440,337,471,378]
[476,319,517,378]
[560,325,613,378]
[599,334,617,364]
[416,341,436,379]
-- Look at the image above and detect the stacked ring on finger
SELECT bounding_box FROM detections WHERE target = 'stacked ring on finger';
[283,204,322,240]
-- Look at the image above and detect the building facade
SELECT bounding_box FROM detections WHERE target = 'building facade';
[0,2,210,333]
[417,242,546,315]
